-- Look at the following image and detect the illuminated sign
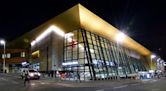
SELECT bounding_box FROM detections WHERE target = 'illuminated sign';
[62,61,78,66]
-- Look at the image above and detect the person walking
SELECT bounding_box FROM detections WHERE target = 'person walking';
[77,72,80,82]
[24,70,30,86]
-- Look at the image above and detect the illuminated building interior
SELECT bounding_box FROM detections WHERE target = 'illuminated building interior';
[63,29,147,80]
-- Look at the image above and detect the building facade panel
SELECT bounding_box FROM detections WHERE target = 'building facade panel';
[31,31,64,72]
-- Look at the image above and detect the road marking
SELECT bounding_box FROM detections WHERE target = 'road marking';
[131,83,139,86]
[41,82,49,85]
[41,82,46,84]
[57,83,75,87]
[152,88,160,91]
[1,78,7,81]
[96,89,104,91]
[31,83,36,86]
[151,80,157,83]
[113,85,128,89]
[0,77,19,84]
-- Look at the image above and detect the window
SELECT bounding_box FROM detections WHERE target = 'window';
[21,52,25,57]
[2,54,5,59]
[7,53,11,58]
[32,50,40,59]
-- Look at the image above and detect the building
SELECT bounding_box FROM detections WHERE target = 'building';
[0,49,27,73]
[9,4,161,80]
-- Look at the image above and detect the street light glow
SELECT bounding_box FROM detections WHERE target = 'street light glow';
[116,32,126,43]
[0,40,5,45]
[151,54,156,59]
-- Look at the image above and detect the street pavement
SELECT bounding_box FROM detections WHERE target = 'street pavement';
[0,73,166,91]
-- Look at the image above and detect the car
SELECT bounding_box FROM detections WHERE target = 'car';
[20,69,41,80]
[28,69,41,79]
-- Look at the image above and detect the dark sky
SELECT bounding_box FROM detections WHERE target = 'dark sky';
[0,0,165,60]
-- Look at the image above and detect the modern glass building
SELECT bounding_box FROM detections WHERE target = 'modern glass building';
[10,4,162,80]
[63,29,147,80]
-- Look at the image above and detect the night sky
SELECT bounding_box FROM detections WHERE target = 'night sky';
[0,0,165,60]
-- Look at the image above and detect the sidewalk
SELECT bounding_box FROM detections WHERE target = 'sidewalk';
[61,79,141,87]
[41,77,142,87]
[2,73,161,88]
[41,76,165,87]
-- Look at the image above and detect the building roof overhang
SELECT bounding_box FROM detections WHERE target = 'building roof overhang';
[10,4,151,56]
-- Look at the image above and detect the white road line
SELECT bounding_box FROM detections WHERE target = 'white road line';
[0,77,19,84]
[1,78,7,81]
[131,83,139,86]
[151,80,157,82]
[31,83,36,86]
[41,82,46,85]
[57,83,75,87]
[96,89,104,91]
[113,85,128,89]
[40,82,49,85]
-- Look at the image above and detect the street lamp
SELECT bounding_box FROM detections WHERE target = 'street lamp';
[150,54,156,70]
[116,32,126,43]
[115,32,126,80]
[0,39,6,73]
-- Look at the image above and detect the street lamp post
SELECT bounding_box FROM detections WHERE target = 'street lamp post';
[0,40,6,73]
[115,32,126,80]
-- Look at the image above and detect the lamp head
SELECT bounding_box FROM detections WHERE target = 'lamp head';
[116,32,126,43]
[0,40,5,45]
[151,54,156,59]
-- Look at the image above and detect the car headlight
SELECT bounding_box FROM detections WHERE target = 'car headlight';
[29,73,34,77]
[38,73,41,76]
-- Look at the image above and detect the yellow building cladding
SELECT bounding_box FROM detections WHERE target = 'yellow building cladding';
[78,4,151,56]
[28,4,151,57]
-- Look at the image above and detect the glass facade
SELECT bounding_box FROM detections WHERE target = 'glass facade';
[63,29,146,80]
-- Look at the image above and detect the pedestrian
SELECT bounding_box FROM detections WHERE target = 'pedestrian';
[157,71,161,79]
[24,70,30,86]
[77,72,81,83]
[154,70,157,78]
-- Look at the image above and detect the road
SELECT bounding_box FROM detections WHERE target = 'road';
[0,73,166,91]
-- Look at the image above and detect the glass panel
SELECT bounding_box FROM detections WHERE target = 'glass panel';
[78,59,84,64]
[78,36,83,43]
[91,53,95,59]
[88,39,92,44]
[73,52,77,59]
[92,35,95,40]
[86,32,91,39]
[79,52,85,59]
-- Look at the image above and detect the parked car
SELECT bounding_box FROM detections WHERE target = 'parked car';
[28,69,41,79]
[20,69,41,80]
